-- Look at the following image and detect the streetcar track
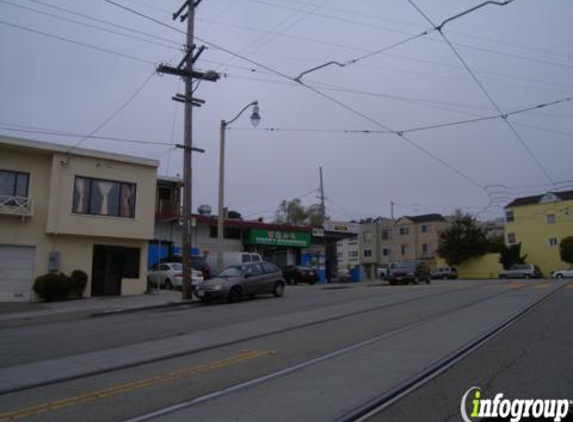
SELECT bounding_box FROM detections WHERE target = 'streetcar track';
[0,280,507,395]
[116,281,562,422]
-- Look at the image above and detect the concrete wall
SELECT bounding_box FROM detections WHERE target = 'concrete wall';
[436,253,503,279]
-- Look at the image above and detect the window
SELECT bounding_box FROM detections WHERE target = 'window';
[401,245,408,255]
[73,177,136,218]
[549,237,558,247]
[421,225,431,233]
[507,232,516,245]
[547,214,556,224]
[381,229,389,240]
[349,251,358,258]
[422,243,431,255]
[399,227,409,236]
[505,210,514,223]
[382,248,390,256]
[262,262,279,274]
[363,231,372,242]
[364,249,372,258]
[0,170,29,198]
[337,252,343,260]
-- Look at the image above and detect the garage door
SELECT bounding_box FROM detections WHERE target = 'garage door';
[0,245,35,302]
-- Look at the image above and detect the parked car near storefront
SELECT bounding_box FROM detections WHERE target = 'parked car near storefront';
[148,262,204,290]
[430,266,458,280]
[499,264,543,279]
[195,261,285,303]
[281,265,319,285]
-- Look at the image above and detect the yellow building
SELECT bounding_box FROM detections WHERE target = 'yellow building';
[0,136,158,301]
[504,190,573,277]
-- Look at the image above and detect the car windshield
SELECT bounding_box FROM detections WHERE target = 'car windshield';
[170,264,182,271]
[219,266,245,278]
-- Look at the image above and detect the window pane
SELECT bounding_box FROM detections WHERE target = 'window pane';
[89,182,103,214]
[0,171,15,196]
[106,183,120,217]
[15,173,29,197]
[120,184,136,218]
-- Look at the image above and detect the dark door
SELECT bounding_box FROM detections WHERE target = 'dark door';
[91,246,140,296]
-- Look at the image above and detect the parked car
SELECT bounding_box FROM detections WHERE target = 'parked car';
[159,255,211,279]
[281,265,319,285]
[191,256,211,279]
[552,267,573,278]
[499,264,543,279]
[376,262,397,280]
[195,261,285,303]
[337,268,351,283]
[148,262,204,290]
[388,260,431,285]
[431,266,458,280]
[206,252,262,277]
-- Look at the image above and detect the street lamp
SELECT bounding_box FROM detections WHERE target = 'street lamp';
[217,100,260,273]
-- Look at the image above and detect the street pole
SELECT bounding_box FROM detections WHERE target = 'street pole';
[319,167,328,282]
[181,2,195,300]
[216,101,260,275]
[217,120,226,275]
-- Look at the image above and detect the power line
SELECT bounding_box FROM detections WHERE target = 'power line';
[67,70,157,152]
[0,125,175,147]
[0,19,156,65]
[20,0,182,47]
[0,0,180,51]
[405,0,556,187]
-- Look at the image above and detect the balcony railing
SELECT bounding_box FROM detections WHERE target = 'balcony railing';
[0,195,34,217]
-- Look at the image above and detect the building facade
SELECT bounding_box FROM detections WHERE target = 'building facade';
[0,136,157,301]
[393,214,448,263]
[504,190,573,276]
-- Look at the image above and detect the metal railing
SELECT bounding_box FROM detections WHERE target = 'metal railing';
[0,195,34,217]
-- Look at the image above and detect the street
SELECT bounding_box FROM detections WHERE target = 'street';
[0,279,571,422]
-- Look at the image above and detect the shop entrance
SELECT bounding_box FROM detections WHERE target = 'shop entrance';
[91,245,140,296]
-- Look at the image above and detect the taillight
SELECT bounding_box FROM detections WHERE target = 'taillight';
[175,273,183,279]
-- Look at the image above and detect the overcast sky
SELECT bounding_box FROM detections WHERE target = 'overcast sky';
[1,0,572,222]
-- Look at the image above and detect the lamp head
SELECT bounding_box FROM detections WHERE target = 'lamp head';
[250,103,260,127]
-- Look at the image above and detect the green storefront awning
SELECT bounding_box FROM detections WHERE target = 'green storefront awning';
[244,229,311,248]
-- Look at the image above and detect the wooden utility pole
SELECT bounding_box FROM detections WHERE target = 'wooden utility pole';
[158,0,219,300]
[319,167,328,282]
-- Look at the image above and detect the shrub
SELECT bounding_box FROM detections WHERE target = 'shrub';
[70,270,88,298]
[33,272,70,301]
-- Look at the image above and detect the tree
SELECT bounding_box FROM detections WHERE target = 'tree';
[437,212,489,266]
[560,236,573,265]
[274,199,327,227]
[274,199,308,225]
[498,243,527,270]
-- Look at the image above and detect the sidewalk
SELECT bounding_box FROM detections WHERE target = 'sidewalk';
[0,290,189,326]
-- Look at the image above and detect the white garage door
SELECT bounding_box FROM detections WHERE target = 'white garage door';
[0,245,35,302]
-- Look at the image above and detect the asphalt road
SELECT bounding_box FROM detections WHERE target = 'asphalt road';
[0,279,570,422]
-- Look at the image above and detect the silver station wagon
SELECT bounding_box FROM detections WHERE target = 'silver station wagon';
[195,261,286,303]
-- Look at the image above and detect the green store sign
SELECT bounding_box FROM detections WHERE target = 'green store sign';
[245,229,311,248]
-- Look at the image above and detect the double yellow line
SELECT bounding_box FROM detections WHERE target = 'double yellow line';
[0,349,272,421]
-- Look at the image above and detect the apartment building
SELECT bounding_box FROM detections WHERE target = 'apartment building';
[394,213,448,262]
[505,190,573,276]
[359,218,394,279]
[0,136,157,301]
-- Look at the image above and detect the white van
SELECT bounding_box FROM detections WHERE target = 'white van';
[206,252,263,276]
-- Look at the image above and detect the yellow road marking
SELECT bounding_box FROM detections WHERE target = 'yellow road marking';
[534,283,551,289]
[0,350,272,421]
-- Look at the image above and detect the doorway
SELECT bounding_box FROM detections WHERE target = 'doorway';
[91,245,140,296]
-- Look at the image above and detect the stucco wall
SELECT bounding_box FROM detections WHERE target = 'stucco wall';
[436,253,503,279]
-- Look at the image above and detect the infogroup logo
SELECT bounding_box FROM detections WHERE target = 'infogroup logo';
[461,387,571,422]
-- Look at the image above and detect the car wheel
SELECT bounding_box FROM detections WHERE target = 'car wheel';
[556,274,563,279]
[524,274,530,279]
[413,277,419,285]
[165,279,173,290]
[426,278,431,284]
[200,296,212,304]
[442,275,448,280]
[227,286,242,303]
[273,281,285,297]
[500,275,506,279]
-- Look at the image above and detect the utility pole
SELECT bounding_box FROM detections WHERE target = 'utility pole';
[158,0,219,300]
[390,200,395,266]
[319,167,328,282]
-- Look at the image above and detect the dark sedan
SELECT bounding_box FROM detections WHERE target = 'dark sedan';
[281,265,319,285]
